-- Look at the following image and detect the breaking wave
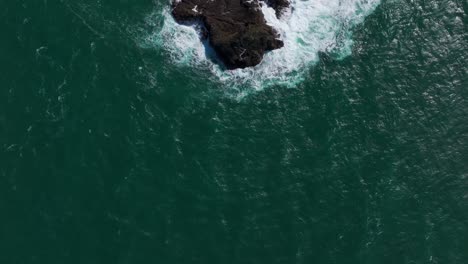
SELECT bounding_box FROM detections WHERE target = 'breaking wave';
[143,0,381,91]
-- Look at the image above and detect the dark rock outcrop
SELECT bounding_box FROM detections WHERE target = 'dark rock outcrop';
[171,0,288,69]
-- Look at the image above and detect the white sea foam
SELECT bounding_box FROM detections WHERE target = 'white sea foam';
[145,0,380,91]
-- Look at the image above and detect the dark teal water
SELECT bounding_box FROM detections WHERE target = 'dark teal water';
[1,0,468,263]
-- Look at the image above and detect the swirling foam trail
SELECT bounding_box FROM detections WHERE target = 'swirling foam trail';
[147,0,381,91]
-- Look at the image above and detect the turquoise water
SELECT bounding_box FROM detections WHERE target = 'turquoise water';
[1,0,467,263]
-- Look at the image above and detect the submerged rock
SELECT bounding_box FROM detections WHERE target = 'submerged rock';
[265,0,290,17]
[171,0,289,70]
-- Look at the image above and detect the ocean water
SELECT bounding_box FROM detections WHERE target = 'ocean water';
[1,0,467,263]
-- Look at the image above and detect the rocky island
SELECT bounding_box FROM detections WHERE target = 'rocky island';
[171,0,290,69]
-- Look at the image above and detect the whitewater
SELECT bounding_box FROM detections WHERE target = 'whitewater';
[144,0,381,91]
